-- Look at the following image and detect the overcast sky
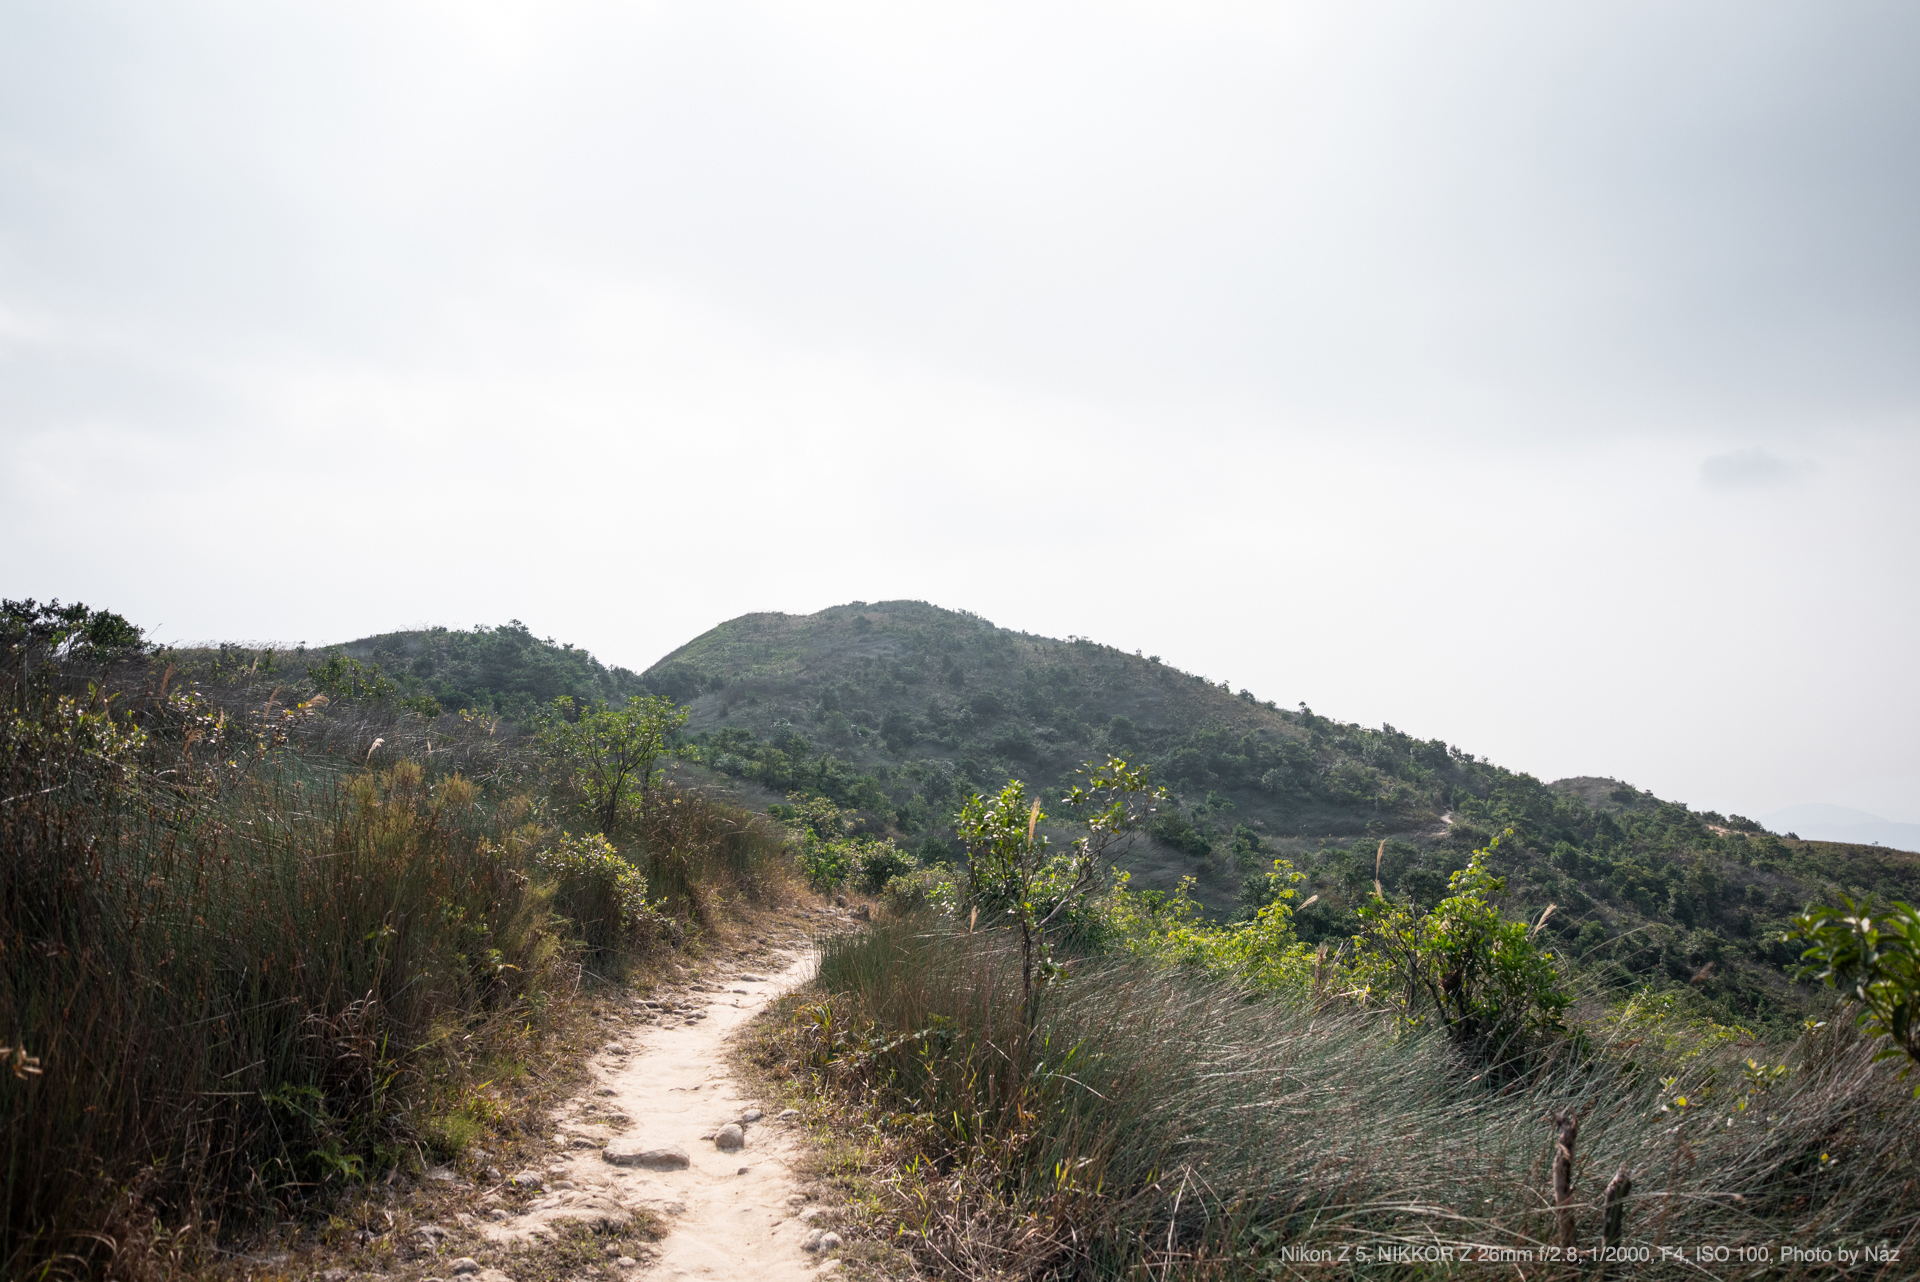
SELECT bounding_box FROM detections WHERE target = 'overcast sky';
[4,1,1917,825]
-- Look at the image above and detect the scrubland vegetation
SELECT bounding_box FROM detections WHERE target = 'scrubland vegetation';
[637,601,1920,1030]
[1,602,790,1280]
[9,597,1920,1280]
[757,774,1920,1279]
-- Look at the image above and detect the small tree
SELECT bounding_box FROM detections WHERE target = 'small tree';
[1787,897,1920,1093]
[956,757,1162,1028]
[1353,830,1570,1051]
[537,694,688,833]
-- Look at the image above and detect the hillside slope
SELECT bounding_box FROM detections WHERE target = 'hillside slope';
[327,602,1919,1026]
[637,600,1919,1024]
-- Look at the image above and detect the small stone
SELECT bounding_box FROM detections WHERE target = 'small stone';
[818,1231,844,1252]
[486,1208,510,1222]
[485,1165,504,1181]
[615,1257,638,1268]
[569,1137,599,1149]
[416,1224,450,1240]
[595,1086,617,1096]
[426,1165,458,1181]
[797,1207,822,1223]
[321,1271,352,1282]
[448,1259,481,1276]
[803,1229,825,1253]
[740,975,765,982]
[741,1109,764,1123]
[777,1108,800,1120]
[737,1166,749,1175]
[714,1123,745,1152]
[603,1140,691,1169]
[605,1044,628,1056]
[508,1170,544,1190]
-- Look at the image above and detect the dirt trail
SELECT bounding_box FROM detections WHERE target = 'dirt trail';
[477,919,841,1280]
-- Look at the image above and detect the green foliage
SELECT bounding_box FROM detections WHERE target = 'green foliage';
[957,757,1162,1016]
[1351,832,1571,1051]
[534,831,656,954]
[776,793,915,893]
[327,620,650,719]
[2,598,149,677]
[535,694,688,833]
[307,649,402,701]
[1787,896,1920,1091]
[647,601,1920,1030]
[1106,866,1316,993]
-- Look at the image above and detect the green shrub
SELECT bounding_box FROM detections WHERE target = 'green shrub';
[1787,896,1920,1092]
[853,838,916,893]
[535,831,656,955]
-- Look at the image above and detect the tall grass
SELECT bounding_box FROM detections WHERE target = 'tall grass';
[796,919,1920,1279]
[0,649,793,1279]
[1,748,559,1277]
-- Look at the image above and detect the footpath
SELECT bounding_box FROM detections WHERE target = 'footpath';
[390,904,857,1282]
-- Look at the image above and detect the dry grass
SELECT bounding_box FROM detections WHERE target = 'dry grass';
[0,649,797,1280]
[756,917,1920,1280]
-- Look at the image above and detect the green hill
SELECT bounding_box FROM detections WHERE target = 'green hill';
[634,600,1917,1025]
[335,620,649,716]
[331,601,1919,1025]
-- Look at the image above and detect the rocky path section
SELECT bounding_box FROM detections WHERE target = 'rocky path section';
[458,909,852,1281]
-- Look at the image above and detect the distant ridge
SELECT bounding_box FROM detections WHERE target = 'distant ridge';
[1762,803,1920,855]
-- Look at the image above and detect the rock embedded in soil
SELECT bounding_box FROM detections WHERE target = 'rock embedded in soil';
[603,1138,691,1169]
[508,1170,545,1189]
[448,1259,481,1275]
[741,1108,763,1123]
[714,1123,745,1151]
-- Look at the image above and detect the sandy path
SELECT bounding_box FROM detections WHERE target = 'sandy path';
[478,932,838,1279]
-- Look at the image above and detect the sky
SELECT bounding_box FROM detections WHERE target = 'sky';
[3,1,1917,826]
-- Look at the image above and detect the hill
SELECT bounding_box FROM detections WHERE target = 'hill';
[635,600,1920,1024]
[333,601,1920,1025]
[335,620,649,715]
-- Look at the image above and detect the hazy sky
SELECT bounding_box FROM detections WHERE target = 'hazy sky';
[4,1,1918,824]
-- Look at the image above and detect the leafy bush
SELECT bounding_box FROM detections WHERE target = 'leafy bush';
[535,831,657,955]
[1787,896,1920,1092]
[1349,834,1571,1054]
[534,693,687,834]
[853,838,916,893]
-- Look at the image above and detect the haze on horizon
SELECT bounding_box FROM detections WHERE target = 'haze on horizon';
[3,2,1917,827]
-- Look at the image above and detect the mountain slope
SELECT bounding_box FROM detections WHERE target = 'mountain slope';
[638,600,1919,1025]
[327,601,1919,1026]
